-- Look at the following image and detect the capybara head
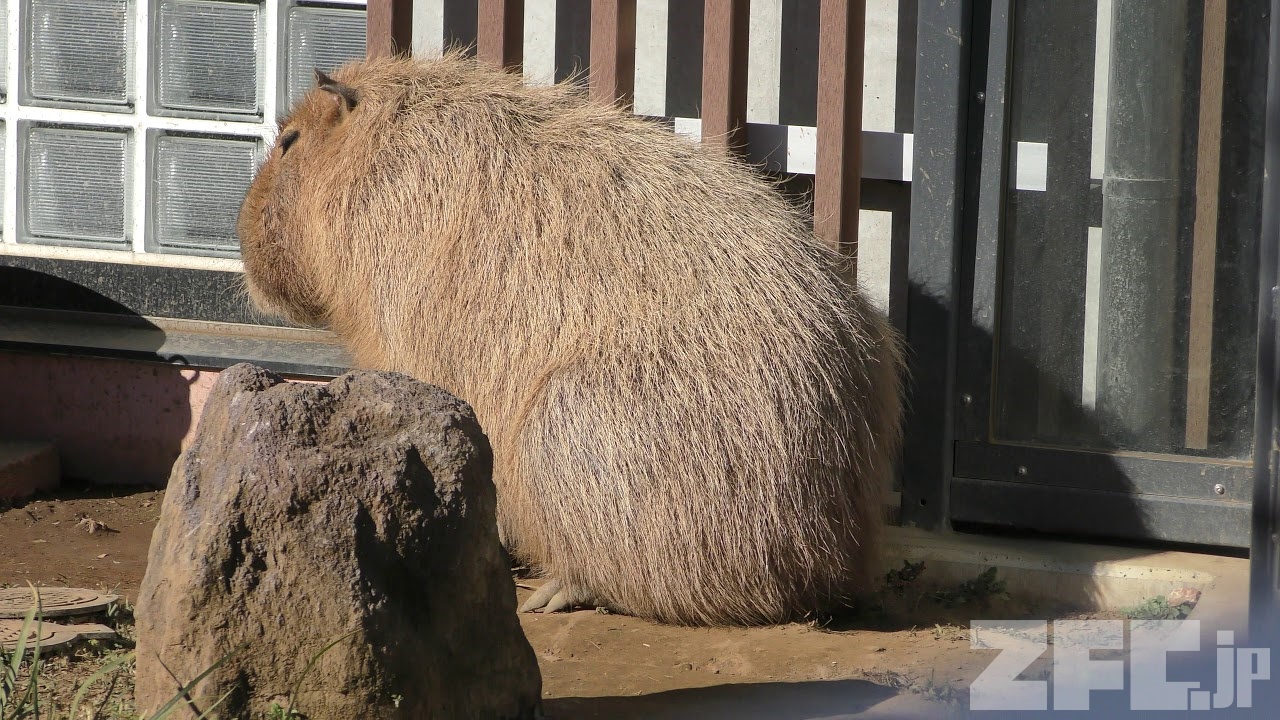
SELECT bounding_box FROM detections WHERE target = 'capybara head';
[238,52,905,627]
[237,66,395,328]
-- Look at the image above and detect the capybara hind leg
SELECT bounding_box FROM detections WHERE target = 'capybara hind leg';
[518,579,602,615]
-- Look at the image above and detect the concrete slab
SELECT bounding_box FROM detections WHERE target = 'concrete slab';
[0,439,59,501]
[1180,543,1252,642]
[880,526,1247,612]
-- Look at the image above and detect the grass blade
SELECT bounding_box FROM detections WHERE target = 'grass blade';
[5,606,35,683]
[3,586,41,719]
[146,642,249,720]
[1,631,16,712]
[68,651,136,719]
[195,687,237,720]
[285,631,355,716]
[89,662,124,720]
[25,586,41,719]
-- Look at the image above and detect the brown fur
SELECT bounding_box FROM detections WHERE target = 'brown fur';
[237,52,905,627]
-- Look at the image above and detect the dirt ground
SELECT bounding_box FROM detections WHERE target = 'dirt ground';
[0,483,1093,719]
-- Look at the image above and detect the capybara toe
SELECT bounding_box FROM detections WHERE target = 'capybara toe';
[519,579,601,615]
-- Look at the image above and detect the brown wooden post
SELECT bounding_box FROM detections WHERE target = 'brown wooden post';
[366,0,414,59]
[478,0,525,71]
[814,0,866,265]
[589,0,637,109]
[1185,0,1229,449]
[700,0,750,152]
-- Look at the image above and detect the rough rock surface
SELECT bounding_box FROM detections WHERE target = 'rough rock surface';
[134,363,542,720]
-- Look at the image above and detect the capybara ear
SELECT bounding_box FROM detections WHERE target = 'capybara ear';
[315,68,359,115]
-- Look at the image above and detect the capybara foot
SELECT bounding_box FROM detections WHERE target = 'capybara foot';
[518,579,601,614]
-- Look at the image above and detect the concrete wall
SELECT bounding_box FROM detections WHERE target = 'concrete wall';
[0,351,328,487]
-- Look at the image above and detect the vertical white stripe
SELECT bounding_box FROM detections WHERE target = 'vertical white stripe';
[672,116,700,141]
[412,0,446,58]
[746,0,780,124]
[262,0,279,128]
[785,124,815,174]
[863,0,899,132]
[1086,1,1113,407]
[1090,0,1113,179]
[3,0,21,244]
[1082,226,1103,410]
[632,0,668,117]
[523,0,557,85]
[131,0,149,252]
[1015,141,1049,192]
[901,132,914,182]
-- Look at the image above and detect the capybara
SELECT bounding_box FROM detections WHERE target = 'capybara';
[237,52,905,627]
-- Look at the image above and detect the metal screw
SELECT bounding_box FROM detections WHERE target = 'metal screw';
[1213,484,1226,496]
[976,91,986,102]
[962,393,973,405]
[1017,466,1028,477]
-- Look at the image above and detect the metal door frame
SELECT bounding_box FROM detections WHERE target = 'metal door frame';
[1249,0,1280,658]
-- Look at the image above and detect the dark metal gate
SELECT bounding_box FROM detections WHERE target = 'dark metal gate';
[902,0,1271,549]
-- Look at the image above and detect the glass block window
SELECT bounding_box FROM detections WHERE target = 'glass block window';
[0,122,6,227]
[0,0,368,263]
[150,132,262,255]
[285,4,366,111]
[154,0,263,118]
[0,5,8,99]
[25,0,133,109]
[23,126,130,246]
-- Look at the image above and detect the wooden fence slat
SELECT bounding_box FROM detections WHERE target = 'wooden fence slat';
[700,0,750,152]
[366,0,414,59]
[814,0,866,263]
[478,0,525,70]
[1185,0,1229,449]
[589,0,637,109]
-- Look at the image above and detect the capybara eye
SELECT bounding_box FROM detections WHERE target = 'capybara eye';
[278,129,300,155]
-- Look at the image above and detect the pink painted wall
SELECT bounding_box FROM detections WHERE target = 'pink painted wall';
[0,351,324,487]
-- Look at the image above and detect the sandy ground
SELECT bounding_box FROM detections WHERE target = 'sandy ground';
[0,483,1073,719]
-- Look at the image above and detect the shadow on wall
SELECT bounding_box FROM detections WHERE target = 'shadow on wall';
[0,268,201,487]
[900,278,1160,613]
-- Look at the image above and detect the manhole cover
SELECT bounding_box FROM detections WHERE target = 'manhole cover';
[0,619,117,653]
[0,587,120,619]
[0,619,57,647]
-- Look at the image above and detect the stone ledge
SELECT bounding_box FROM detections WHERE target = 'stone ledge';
[0,440,59,501]
[881,525,1245,612]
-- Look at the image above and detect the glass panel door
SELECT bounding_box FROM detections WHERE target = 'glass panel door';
[952,0,1269,547]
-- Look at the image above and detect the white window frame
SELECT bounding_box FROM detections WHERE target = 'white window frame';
[0,0,367,273]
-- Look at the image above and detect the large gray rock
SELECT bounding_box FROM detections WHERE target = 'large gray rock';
[134,363,542,720]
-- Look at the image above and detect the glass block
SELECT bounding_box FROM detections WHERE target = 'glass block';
[1,4,9,98]
[155,0,262,117]
[24,126,129,246]
[285,4,366,111]
[26,0,132,107]
[152,134,260,255]
[0,123,5,232]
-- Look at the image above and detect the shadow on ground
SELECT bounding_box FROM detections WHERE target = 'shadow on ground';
[543,679,941,720]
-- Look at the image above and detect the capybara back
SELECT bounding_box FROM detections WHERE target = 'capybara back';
[238,53,905,626]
